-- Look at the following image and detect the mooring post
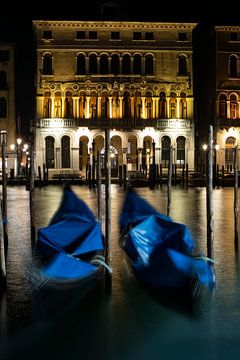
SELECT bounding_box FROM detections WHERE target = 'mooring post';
[97,150,102,223]
[104,128,112,291]
[167,146,173,216]
[29,132,36,253]
[234,145,238,249]
[206,125,214,259]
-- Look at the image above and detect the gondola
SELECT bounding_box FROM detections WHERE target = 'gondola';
[119,190,215,313]
[31,185,111,322]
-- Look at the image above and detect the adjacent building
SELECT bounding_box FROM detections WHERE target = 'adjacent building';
[0,43,18,175]
[32,20,197,179]
[215,26,240,171]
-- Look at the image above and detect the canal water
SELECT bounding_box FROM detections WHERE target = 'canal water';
[0,184,240,359]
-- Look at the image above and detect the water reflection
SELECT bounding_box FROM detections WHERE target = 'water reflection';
[0,184,240,359]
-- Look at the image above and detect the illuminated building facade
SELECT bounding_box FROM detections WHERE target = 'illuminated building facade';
[215,26,240,170]
[0,43,18,174]
[33,20,196,179]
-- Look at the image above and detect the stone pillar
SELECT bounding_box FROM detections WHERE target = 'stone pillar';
[86,96,90,118]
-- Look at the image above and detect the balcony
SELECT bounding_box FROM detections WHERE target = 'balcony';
[217,118,240,128]
[36,118,160,130]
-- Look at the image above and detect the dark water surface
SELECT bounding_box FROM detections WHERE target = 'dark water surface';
[1,184,240,359]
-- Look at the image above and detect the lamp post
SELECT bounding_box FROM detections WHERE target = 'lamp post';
[10,138,29,177]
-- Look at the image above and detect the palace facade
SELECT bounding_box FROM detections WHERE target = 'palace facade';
[33,20,197,179]
[215,26,240,171]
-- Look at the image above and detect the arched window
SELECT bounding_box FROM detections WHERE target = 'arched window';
[134,91,142,118]
[79,91,86,118]
[145,54,153,75]
[54,91,62,118]
[229,55,238,78]
[178,55,187,75]
[43,91,51,118]
[123,91,131,118]
[230,93,238,119]
[111,54,120,75]
[122,54,131,74]
[90,92,97,118]
[65,91,73,118]
[43,54,53,75]
[112,91,119,118]
[225,136,236,169]
[100,54,108,74]
[0,97,7,118]
[133,54,142,74]
[170,92,177,118]
[61,135,70,168]
[219,94,227,119]
[159,92,167,118]
[89,54,97,74]
[179,92,187,118]
[145,92,152,119]
[45,136,55,169]
[161,136,171,166]
[76,54,86,75]
[0,71,7,90]
[101,92,108,118]
[176,136,186,166]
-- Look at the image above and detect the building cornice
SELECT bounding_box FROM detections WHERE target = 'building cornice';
[32,20,197,31]
[215,26,240,31]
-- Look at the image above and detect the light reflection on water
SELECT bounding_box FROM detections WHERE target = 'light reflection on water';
[1,184,240,359]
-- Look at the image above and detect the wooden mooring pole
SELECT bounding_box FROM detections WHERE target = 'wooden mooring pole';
[29,132,36,252]
[167,146,173,216]
[104,128,112,291]
[97,150,102,223]
[206,125,214,259]
[234,145,238,249]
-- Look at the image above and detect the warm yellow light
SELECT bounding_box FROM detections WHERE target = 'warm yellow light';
[10,144,15,151]
[215,144,219,151]
[17,138,22,145]
[202,144,207,151]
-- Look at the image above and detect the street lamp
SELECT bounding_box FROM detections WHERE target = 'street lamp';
[10,138,29,177]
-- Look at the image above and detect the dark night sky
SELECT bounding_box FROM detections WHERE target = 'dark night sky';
[1,1,240,135]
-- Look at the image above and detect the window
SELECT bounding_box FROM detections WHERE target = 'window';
[43,54,53,75]
[122,54,131,74]
[230,32,238,41]
[0,71,7,90]
[111,32,120,40]
[43,31,52,39]
[161,136,171,165]
[170,92,177,118]
[176,136,185,165]
[145,32,154,40]
[61,136,70,168]
[89,54,98,74]
[0,50,9,62]
[45,136,55,168]
[219,94,227,119]
[133,32,142,40]
[230,94,238,119]
[229,55,238,78]
[145,55,153,75]
[0,97,7,118]
[159,92,167,118]
[76,31,85,39]
[89,31,98,39]
[133,54,142,74]
[100,54,108,74]
[77,54,86,75]
[111,54,120,75]
[178,32,187,41]
[178,55,187,75]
